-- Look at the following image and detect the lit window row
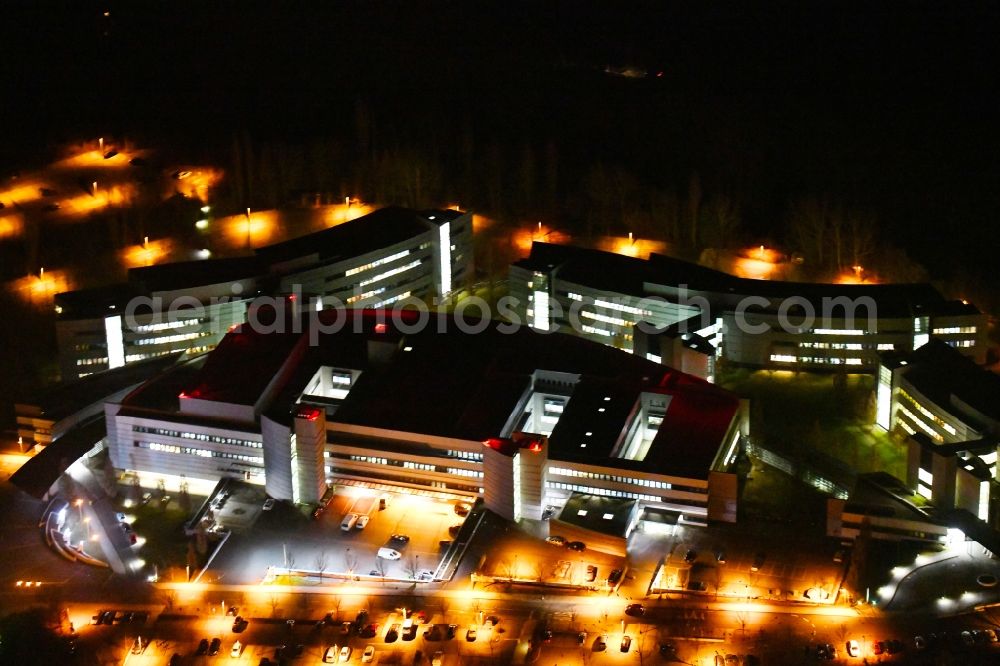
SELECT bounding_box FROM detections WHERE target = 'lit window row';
[812,328,865,335]
[76,357,108,366]
[896,405,945,443]
[358,259,422,287]
[403,461,436,472]
[447,468,484,478]
[932,326,977,335]
[134,331,210,346]
[800,342,863,350]
[137,441,263,464]
[375,291,412,307]
[581,310,628,327]
[582,325,613,338]
[950,340,976,348]
[347,287,385,304]
[133,318,202,333]
[349,455,388,465]
[567,292,583,301]
[548,466,672,489]
[771,354,865,365]
[898,390,957,435]
[447,450,483,461]
[592,298,652,317]
[133,426,262,449]
[545,481,661,502]
[126,350,182,363]
[345,250,411,277]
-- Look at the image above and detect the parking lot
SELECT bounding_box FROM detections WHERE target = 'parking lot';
[208,484,471,585]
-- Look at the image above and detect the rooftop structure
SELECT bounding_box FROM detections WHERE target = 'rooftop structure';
[510,242,987,373]
[104,310,746,523]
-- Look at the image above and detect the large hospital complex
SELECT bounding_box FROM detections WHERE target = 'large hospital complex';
[14,206,1000,541]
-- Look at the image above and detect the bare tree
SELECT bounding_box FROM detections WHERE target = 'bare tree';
[344,549,359,576]
[404,556,420,580]
[314,551,329,583]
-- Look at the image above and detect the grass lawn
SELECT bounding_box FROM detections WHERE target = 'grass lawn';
[120,488,206,572]
[720,366,907,480]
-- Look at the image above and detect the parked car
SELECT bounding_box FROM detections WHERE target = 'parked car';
[209,638,221,655]
[846,639,860,657]
[377,547,401,560]
[339,645,351,662]
[466,626,477,642]
[356,515,369,529]
[594,634,608,651]
[625,604,645,617]
[607,568,623,585]
[621,635,632,652]
[231,641,242,658]
[577,631,587,645]
[196,639,209,655]
[390,534,410,544]
[341,513,359,531]
[567,541,586,551]
[751,553,766,572]
[323,646,337,663]
[454,502,471,516]
[545,535,567,546]
[362,646,375,663]
[385,624,399,642]
[585,565,598,582]
[684,549,697,563]
[262,499,275,511]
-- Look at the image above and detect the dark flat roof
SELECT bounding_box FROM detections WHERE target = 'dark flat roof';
[55,283,143,319]
[119,311,740,479]
[129,256,261,293]
[520,242,980,319]
[10,417,107,498]
[17,353,185,421]
[255,206,448,266]
[890,339,1000,424]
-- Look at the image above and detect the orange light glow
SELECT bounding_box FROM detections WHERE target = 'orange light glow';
[169,166,224,201]
[59,184,135,216]
[326,201,374,226]
[220,209,280,248]
[121,238,173,269]
[471,213,495,233]
[0,213,24,239]
[9,270,73,306]
[835,270,879,285]
[731,256,779,280]
[0,182,45,206]
[512,223,572,254]
[52,150,132,170]
[596,235,669,259]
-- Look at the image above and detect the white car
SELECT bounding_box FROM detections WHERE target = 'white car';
[377,547,402,560]
[356,514,369,529]
[323,645,338,663]
[339,645,351,662]
[230,640,241,658]
[846,639,860,657]
[362,646,375,663]
[262,499,275,511]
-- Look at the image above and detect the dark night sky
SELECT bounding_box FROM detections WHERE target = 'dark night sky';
[2,1,999,283]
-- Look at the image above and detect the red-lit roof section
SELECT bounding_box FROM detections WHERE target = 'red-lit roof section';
[295,405,323,421]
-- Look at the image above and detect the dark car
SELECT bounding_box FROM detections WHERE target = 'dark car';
[567,541,586,551]
[103,150,118,159]
[621,635,632,652]
[607,568,623,585]
[196,639,209,655]
[360,623,379,638]
[390,534,410,544]
[684,549,697,563]
[454,502,471,516]
[448,525,462,537]
[209,638,221,655]
[168,654,182,666]
[625,604,645,617]
[586,565,598,582]
[233,616,248,632]
[355,610,369,628]
[751,553,766,572]
[446,624,457,639]
[129,157,148,167]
